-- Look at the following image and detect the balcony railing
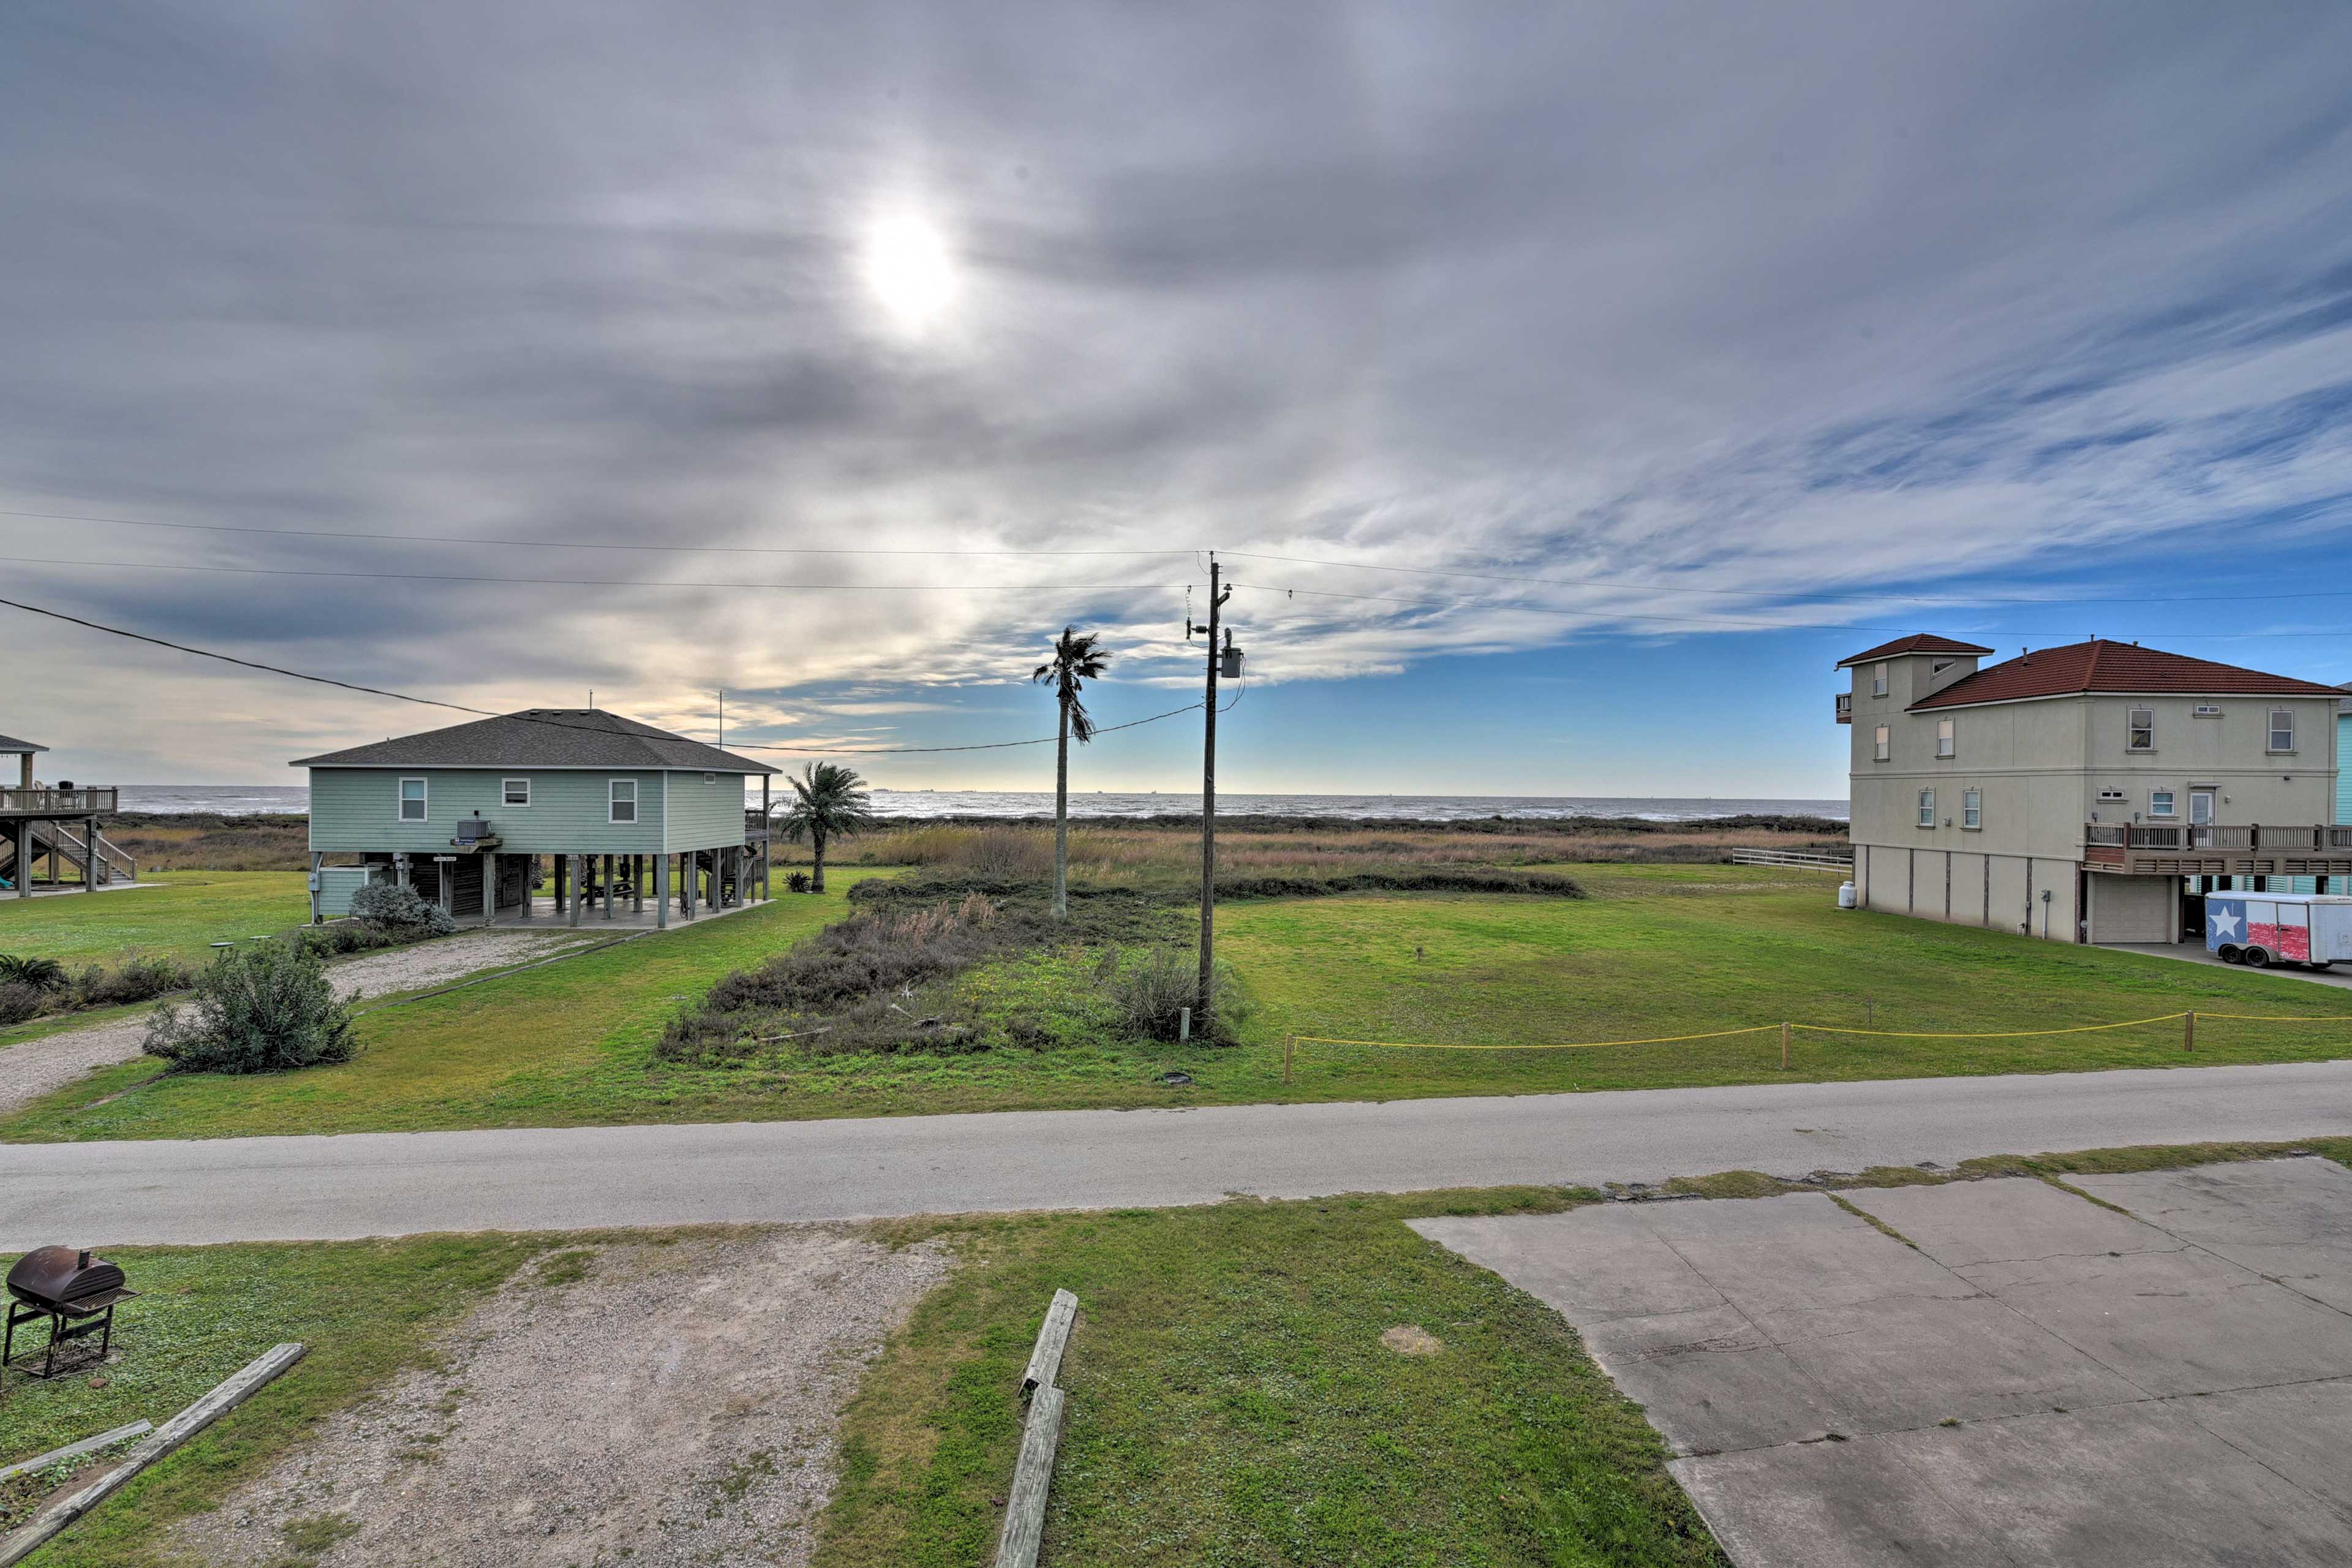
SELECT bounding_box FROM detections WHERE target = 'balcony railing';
[2087,821,2352,871]
[744,807,772,842]
[1834,692,1853,723]
[0,786,118,816]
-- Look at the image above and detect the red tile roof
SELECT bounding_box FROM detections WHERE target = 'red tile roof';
[1834,633,1995,669]
[1908,640,2344,711]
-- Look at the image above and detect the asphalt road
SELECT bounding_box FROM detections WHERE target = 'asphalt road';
[7,1060,2352,1248]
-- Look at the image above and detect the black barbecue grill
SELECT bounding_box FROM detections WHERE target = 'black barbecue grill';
[6,1246,137,1379]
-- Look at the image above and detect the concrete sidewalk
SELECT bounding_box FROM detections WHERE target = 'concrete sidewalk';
[7,1058,2352,1248]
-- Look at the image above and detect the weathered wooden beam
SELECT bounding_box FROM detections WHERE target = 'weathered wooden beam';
[0,1421,151,1485]
[1022,1289,1079,1394]
[993,1382,1064,1568]
[0,1343,305,1566]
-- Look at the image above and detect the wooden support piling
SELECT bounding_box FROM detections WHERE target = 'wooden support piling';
[1022,1289,1079,1394]
[1781,1021,1791,1070]
[1284,1033,1295,1085]
[2184,1010,2195,1053]
[994,1385,1064,1568]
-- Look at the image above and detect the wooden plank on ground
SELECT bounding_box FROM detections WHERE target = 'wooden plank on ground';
[0,1422,152,1485]
[0,1342,305,1567]
[1021,1288,1079,1394]
[993,1382,1064,1568]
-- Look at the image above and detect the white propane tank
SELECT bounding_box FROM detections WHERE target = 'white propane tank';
[1838,881,1858,910]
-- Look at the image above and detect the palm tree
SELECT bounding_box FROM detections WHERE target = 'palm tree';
[777,761,878,893]
[1031,627,1110,919]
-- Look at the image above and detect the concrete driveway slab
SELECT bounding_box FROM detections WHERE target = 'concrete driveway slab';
[1579,1304,1842,1454]
[1753,1291,2138,1431]
[2172,1377,2352,1517]
[2073,1156,2352,1314]
[1842,1174,2180,1265]
[1879,1401,2352,1566]
[1958,1244,2352,1396]
[1670,1438,2009,1568]
[1411,1207,1723,1324]
[1635,1193,1979,1315]
[1418,1160,2352,1566]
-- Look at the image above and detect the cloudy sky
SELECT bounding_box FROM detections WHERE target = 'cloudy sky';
[5,1,2350,799]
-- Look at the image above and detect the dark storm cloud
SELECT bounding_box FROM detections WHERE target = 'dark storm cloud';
[4,1,2352,776]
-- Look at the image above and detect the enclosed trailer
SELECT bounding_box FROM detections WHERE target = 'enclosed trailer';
[2204,891,2352,970]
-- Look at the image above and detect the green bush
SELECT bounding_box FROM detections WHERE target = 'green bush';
[1102,945,1246,1044]
[293,921,401,958]
[0,954,69,991]
[143,941,357,1074]
[72,954,192,1008]
[348,881,458,937]
[0,982,45,1027]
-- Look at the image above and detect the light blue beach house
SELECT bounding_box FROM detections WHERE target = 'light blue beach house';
[292,709,775,929]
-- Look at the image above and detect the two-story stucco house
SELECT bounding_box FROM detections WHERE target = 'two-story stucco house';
[292,709,776,930]
[1838,636,2348,944]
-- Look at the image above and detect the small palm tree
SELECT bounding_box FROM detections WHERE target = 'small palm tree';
[1031,627,1110,919]
[777,761,878,893]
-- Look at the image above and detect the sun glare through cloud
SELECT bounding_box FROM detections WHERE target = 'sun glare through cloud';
[859,209,958,334]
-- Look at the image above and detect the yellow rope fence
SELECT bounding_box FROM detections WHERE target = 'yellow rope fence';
[1281,1009,2352,1081]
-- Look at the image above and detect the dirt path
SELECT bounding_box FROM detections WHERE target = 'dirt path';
[175,1228,951,1568]
[0,929,603,1115]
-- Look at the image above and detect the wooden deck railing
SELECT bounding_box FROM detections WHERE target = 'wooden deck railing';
[2087,821,2352,870]
[0,786,118,816]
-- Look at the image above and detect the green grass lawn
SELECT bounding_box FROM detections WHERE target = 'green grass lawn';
[8,863,2351,1144]
[0,872,311,971]
[0,1233,543,1566]
[827,1185,1721,1568]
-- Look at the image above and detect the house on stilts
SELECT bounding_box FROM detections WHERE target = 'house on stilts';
[291,709,775,929]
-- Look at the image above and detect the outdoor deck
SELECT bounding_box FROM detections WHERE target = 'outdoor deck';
[490,894,772,931]
[2086,821,2352,878]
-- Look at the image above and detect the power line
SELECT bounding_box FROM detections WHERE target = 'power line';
[8,555,1178,595]
[0,506,1196,559]
[0,594,1205,758]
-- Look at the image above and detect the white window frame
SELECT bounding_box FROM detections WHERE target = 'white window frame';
[1936,718,1955,758]
[1962,788,1981,830]
[2097,787,2127,802]
[609,778,638,824]
[398,777,428,823]
[1874,724,1890,762]
[2193,704,2222,718]
[2149,790,2176,819]
[2269,708,2296,753]
[1872,662,1889,698]
[2127,707,2155,752]
[502,777,532,807]
[1917,787,1936,829]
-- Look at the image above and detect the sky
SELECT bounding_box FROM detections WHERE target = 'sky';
[4,1,2350,800]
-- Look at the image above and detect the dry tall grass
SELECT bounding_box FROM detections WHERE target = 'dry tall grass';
[849,816,1843,884]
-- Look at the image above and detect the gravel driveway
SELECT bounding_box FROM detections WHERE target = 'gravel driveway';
[0,929,605,1115]
[175,1227,951,1568]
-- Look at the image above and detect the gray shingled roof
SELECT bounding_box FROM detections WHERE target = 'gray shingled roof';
[290,709,777,774]
[0,733,48,755]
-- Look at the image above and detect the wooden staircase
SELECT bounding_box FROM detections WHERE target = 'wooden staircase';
[0,818,137,890]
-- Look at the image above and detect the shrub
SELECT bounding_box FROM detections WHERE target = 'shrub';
[348,881,458,937]
[73,954,192,1008]
[0,954,69,992]
[785,871,812,894]
[1101,946,1246,1044]
[293,921,399,958]
[0,982,47,1027]
[143,941,357,1073]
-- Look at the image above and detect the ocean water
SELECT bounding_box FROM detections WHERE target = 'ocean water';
[117,784,1845,824]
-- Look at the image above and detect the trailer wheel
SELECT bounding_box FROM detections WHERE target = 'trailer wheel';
[2217,944,2243,964]
[2244,946,2272,969]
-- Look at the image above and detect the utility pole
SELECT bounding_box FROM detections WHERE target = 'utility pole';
[1195,555,1235,1030]
[717,688,725,748]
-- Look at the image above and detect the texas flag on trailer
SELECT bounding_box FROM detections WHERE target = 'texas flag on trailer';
[2205,896,2314,963]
